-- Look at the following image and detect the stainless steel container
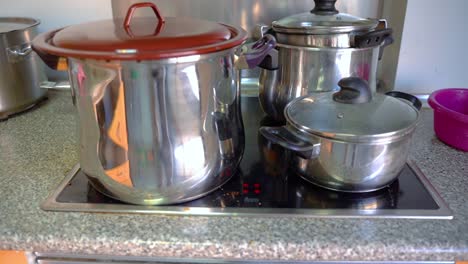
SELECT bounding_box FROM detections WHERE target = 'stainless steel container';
[259,44,379,120]
[0,17,47,119]
[68,52,245,205]
[256,0,393,121]
[32,2,273,205]
[260,77,421,192]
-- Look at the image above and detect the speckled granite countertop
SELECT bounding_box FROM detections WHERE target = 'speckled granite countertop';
[0,90,467,262]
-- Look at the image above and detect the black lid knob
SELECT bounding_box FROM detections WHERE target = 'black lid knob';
[311,0,339,15]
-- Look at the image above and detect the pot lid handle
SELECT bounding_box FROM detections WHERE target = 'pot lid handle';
[333,77,372,104]
[311,0,339,15]
[124,2,166,37]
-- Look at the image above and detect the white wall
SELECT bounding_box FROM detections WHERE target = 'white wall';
[394,0,468,94]
[0,0,112,33]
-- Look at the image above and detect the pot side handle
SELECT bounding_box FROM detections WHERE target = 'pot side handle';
[259,126,320,159]
[354,28,393,49]
[6,44,32,62]
[252,24,273,40]
[385,91,422,111]
[354,19,394,60]
[236,35,277,70]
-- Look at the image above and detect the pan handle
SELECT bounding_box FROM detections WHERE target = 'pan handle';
[385,91,422,111]
[6,44,32,62]
[259,126,321,159]
[252,24,273,40]
[235,35,278,69]
[354,19,394,60]
[354,28,393,49]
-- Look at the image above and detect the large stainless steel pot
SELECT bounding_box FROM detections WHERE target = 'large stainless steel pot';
[0,17,47,120]
[255,0,393,121]
[260,77,421,192]
[32,2,274,205]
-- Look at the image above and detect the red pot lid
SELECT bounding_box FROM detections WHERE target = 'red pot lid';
[35,2,247,60]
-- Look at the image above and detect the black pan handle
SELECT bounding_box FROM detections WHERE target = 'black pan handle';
[311,0,339,15]
[385,91,422,111]
[333,77,372,104]
[355,28,393,49]
[259,126,320,159]
[236,35,277,69]
[378,33,394,60]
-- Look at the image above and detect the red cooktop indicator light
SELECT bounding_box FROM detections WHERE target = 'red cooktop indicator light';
[254,183,260,188]
[254,189,261,194]
[243,189,249,194]
[243,183,249,188]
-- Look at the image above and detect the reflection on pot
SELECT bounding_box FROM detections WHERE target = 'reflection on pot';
[258,116,288,178]
[256,117,291,204]
[294,178,400,210]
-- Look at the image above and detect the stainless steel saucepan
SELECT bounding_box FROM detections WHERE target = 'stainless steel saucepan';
[32,2,275,205]
[260,77,422,192]
[254,0,394,121]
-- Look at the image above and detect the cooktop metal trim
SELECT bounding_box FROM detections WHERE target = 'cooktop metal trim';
[41,160,452,219]
[33,251,455,264]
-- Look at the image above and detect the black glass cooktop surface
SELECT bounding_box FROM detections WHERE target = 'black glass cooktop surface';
[43,97,452,218]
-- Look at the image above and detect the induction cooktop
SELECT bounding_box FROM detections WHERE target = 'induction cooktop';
[42,97,452,219]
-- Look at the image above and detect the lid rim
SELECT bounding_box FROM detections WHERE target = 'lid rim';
[272,24,377,34]
[33,25,247,61]
[287,117,419,144]
[284,94,421,144]
[0,17,40,35]
[276,42,377,51]
[271,11,379,35]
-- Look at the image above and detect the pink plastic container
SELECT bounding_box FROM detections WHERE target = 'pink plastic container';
[428,88,468,152]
